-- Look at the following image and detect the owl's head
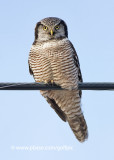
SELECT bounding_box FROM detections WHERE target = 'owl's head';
[34,17,68,42]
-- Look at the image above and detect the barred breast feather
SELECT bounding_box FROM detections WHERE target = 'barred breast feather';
[29,38,88,142]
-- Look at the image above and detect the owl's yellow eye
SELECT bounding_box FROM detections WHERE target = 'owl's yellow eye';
[55,25,60,30]
[43,26,48,31]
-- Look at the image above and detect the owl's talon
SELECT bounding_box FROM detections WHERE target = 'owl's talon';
[44,80,48,84]
[51,80,54,83]
[36,81,42,83]
[43,80,54,84]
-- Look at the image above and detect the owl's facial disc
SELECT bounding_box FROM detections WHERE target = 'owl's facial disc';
[34,18,68,42]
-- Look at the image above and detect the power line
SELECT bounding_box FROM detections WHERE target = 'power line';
[0,82,114,90]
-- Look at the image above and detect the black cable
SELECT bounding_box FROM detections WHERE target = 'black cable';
[0,82,114,90]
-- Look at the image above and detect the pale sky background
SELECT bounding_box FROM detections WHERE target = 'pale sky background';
[0,0,114,160]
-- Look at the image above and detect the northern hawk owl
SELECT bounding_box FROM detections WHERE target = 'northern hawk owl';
[28,17,88,142]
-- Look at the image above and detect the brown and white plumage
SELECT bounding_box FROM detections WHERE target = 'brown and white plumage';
[28,17,88,142]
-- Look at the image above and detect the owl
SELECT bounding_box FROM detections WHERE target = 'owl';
[28,17,88,142]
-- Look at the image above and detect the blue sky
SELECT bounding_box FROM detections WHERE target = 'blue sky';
[0,0,114,159]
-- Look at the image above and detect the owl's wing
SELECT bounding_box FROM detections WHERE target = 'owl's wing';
[70,42,83,97]
[29,62,33,75]
[46,97,66,122]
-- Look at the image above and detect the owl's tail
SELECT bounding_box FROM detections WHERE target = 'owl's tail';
[67,113,88,142]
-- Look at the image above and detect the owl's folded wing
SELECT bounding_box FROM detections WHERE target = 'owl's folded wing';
[69,41,83,97]
[46,97,66,122]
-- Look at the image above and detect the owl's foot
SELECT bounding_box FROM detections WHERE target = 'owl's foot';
[51,80,54,84]
[44,80,55,85]
[36,81,43,83]
[44,80,48,84]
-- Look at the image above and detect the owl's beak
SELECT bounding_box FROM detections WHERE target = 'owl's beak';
[50,29,53,36]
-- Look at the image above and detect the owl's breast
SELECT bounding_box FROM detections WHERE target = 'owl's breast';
[29,38,78,88]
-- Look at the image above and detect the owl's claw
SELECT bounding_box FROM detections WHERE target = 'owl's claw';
[44,80,54,85]
[44,80,48,84]
[51,80,54,84]
[36,80,42,83]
